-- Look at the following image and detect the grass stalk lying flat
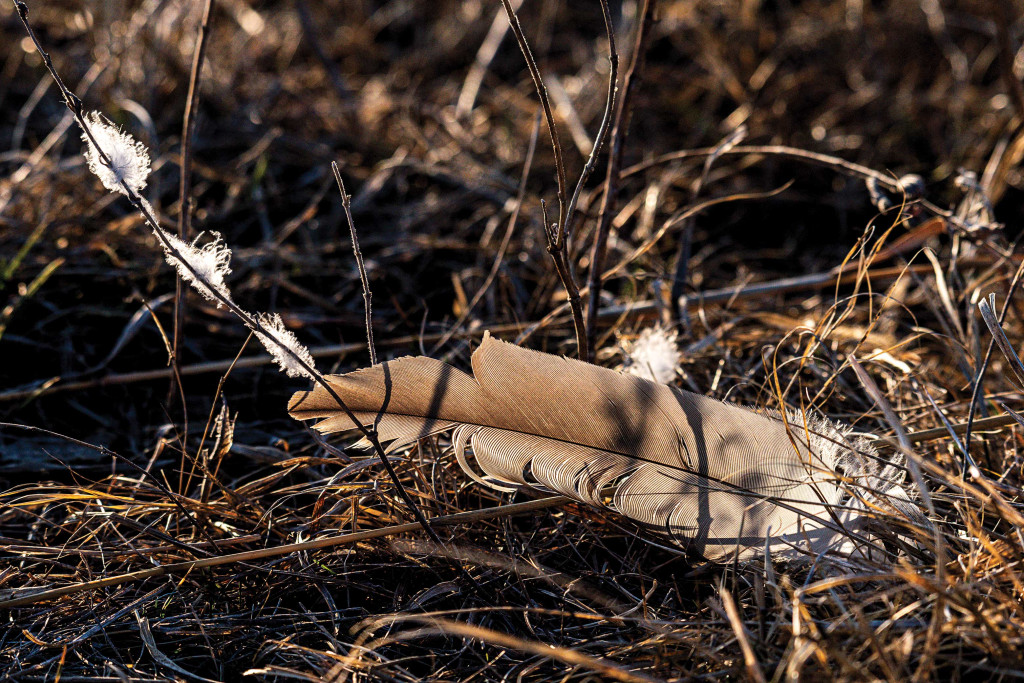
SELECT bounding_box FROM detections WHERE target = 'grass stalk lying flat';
[0,496,568,609]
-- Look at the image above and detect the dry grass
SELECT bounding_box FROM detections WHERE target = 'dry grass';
[3,0,1024,680]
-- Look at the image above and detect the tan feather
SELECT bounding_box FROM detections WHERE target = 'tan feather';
[288,332,894,561]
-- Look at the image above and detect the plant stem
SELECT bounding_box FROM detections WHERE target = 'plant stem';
[586,0,655,351]
[332,162,377,365]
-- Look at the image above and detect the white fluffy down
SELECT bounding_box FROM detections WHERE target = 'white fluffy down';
[254,312,317,380]
[158,230,233,307]
[620,325,681,384]
[81,111,151,195]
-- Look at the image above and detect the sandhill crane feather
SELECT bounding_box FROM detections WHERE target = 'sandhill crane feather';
[288,332,905,562]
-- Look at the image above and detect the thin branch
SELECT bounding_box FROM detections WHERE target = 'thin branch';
[333,162,376,365]
[586,0,655,351]
[498,0,591,361]
[171,0,214,377]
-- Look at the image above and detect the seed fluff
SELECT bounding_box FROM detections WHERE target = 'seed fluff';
[254,312,317,380]
[158,229,233,307]
[620,324,681,385]
[81,111,151,195]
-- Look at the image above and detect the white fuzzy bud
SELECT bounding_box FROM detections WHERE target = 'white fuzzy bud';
[158,229,233,307]
[620,325,681,385]
[254,312,317,380]
[81,111,151,195]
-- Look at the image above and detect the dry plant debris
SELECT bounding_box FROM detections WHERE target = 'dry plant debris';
[3,1,1024,681]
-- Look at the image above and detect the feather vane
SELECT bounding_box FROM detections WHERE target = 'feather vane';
[288,333,893,561]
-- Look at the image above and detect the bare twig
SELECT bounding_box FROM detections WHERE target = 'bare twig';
[171,0,214,376]
[333,162,376,365]
[497,0,619,362]
[585,0,655,351]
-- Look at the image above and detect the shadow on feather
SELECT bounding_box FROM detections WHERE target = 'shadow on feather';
[288,332,909,562]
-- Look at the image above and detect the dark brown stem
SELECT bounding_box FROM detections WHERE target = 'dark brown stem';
[497,0,593,362]
[565,0,618,237]
[332,162,376,365]
[171,0,214,382]
[585,0,655,352]
[551,246,589,362]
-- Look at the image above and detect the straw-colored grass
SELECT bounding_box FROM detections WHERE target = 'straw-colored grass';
[3,1,1024,680]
